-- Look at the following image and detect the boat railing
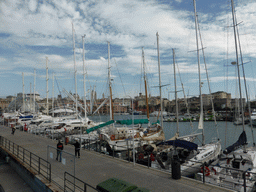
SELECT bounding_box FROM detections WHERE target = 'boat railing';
[195,164,256,192]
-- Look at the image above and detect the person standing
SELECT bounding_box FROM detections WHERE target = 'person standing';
[56,140,63,162]
[74,141,80,158]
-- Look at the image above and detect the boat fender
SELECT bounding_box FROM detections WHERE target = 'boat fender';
[24,123,28,131]
[201,166,210,176]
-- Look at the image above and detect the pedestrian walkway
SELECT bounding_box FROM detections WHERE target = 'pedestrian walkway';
[0,125,232,192]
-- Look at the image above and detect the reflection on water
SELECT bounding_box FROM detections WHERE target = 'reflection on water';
[88,114,255,149]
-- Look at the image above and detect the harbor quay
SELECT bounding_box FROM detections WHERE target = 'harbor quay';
[0,125,232,192]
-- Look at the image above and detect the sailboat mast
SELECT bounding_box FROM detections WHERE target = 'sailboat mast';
[52,73,54,117]
[82,35,87,119]
[231,0,245,132]
[22,72,25,112]
[108,42,114,120]
[34,69,36,113]
[193,0,204,145]
[156,32,163,127]
[72,22,78,118]
[173,49,179,135]
[142,47,150,121]
[46,56,49,116]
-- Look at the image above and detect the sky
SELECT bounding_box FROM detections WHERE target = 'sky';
[1,0,256,101]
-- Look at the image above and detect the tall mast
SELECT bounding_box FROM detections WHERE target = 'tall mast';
[173,49,179,136]
[22,72,25,112]
[108,42,114,120]
[46,57,49,116]
[34,69,36,113]
[193,0,204,145]
[30,83,32,111]
[72,22,78,118]
[142,47,150,122]
[231,0,246,134]
[52,73,54,117]
[82,35,87,119]
[156,32,163,127]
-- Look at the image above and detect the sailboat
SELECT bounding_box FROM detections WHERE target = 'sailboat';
[152,45,221,177]
[195,0,256,191]
[151,0,221,176]
[99,45,165,153]
[178,0,222,177]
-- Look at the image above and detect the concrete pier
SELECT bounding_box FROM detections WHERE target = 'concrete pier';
[0,125,232,192]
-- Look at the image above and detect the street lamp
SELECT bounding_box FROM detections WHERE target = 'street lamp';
[126,95,135,166]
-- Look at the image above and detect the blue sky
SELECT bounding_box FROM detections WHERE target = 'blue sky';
[0,0,256,101]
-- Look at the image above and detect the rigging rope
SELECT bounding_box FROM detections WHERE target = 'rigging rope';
[114,59,127,97]
[175,60,194,133]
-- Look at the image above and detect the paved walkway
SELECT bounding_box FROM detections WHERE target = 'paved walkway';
[0,125,232,192]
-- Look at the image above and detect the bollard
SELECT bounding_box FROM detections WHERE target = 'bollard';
[171,155,181,180]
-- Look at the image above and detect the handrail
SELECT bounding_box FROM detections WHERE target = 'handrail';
[64,171,100,192]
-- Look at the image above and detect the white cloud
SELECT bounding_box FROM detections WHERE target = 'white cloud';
[1,0,256,97]
[28,0,38,12]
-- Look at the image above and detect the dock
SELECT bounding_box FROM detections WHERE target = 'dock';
[0,125,232,192]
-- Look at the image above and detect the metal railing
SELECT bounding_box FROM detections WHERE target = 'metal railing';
[0,136,51,182]
[64,172,100,192]
[198,164,255,192]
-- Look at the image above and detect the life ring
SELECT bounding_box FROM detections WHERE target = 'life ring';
[201,166,210,176]
[110,135,115,140]
[150,153,155,161]
[138,153,144,160]
[211,167,217,175]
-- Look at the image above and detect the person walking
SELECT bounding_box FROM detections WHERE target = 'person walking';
[56,140,63,162]
[11,126,16,135]
[74,141,80,158]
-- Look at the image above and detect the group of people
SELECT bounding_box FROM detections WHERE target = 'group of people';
[56,140,81,161]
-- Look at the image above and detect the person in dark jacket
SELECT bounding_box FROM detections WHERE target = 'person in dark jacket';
[56,140,63,162]
[11,126,16,135]
[74,141,81,158]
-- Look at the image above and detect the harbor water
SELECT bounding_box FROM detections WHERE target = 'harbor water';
[89,114,256,149]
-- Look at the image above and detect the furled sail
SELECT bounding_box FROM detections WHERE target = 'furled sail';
[86,120,114,133]
[223,131,247,154]
[156,139,198,151]
[115,119,148,125]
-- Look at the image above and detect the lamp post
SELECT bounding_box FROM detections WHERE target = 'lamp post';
[126,95,135,166]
